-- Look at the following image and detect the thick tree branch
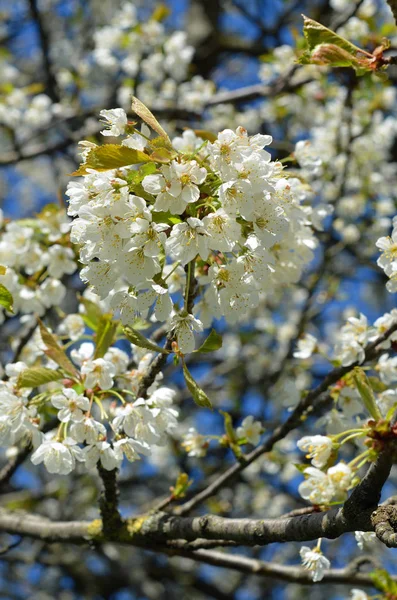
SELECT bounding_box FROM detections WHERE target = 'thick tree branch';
[387,0,397,24]
[0,506,389,589]
[0,496,376,549]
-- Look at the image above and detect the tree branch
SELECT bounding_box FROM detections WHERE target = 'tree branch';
[164,548,386,587]
[28,0,59,102]
[387,0,397,24]
[97,464,123,538]
[0,501,373,548]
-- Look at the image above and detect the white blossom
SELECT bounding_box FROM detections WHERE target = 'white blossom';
[51,389,90,423]
[84,441,122,470]
[297,435,333,468]
[31,437,84,475]
[300,546,330,582]
[182,427,209,457]
[236,416,262,445]
[170,312,203,354]
[81,358,116,390]
[354,531,376,550]
[100,108,127,137]
[294,334,318,359]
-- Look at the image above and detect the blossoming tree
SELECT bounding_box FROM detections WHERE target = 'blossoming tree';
[2,0,397,598]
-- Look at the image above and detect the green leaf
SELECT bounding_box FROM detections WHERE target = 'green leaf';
[17,367,63,389]
[149,147,177,163]
[170,473,192,499]
[299,15,376,74]
[220,410,236,442]
[151,3,170,22]
[294,463,309,474]
[370,569,397,594]
[301,15,366,56]
[182,362,212,409]
[126,162,157,185]
[79,297,103,331]
[0,283,13,313]
[94,315,118,359]
[39,320,79,377]
[151,211,182,226]
[124,326,170,354]
[303,43,365,69]
[367,376,388,393]
[195,329,222,353]
[149,136,174,150]
[353,367,382,420]
[131,96,171,143]
[72,144,153,176]
[129,318,151,331]
[193,129,217,143]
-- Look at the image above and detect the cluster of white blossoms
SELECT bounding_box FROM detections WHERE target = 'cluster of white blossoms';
[376,216,397,292]
[334,310,397,367]
[92,4,214,113]
[0,84,61,141]
[0,330,179,474]
[298,462,353,505]
[66,106,329,352]
[0,206,76,323]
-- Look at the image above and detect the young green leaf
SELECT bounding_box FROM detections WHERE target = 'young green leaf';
[353,367,382,420]
[151,3,170,22]
[0,283,13,313]
[94,315,119,359]
[182,362,212,409]
[39,320,79,377]
[131,96,171,143]
[17,367,63,389]
[306,43,365,69]
[79,297,103,331]
[195,329,222,353]
[151,211,182,226]
[72,144,153,176]
[301,15,366,57]
[193,129,218,143]
[149,147,177,163]
[124,326,170,354]
[367,375,388,393]
[298,15,382,75]
[170,472,193,499]
[294,463,309,474]
[220,410,236,442]
[370,569,397,594]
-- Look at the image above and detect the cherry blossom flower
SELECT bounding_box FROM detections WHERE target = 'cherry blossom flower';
[297,435,333,468]
[294,334,318,359]
[31,437,84,475]
[236,416,262,446]
[51,389,90,423]
[182,428,209,457]
[300,546,330,582]
[81,358,116,390]
[99,108,128,137]
[170,312,204,354]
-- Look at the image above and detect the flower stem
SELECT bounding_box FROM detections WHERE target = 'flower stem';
[349,449,370,468]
